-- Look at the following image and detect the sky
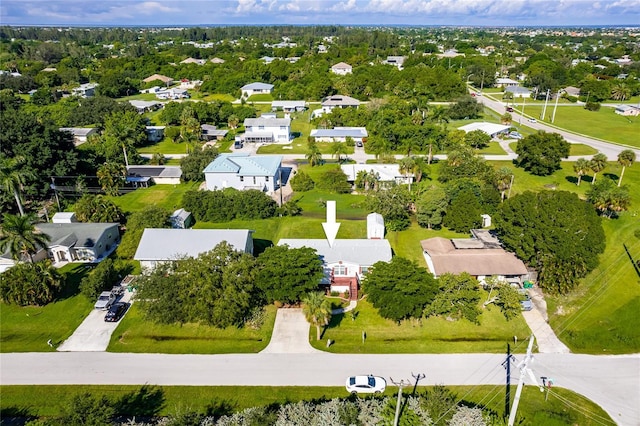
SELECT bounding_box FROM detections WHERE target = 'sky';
[1,0,639,27]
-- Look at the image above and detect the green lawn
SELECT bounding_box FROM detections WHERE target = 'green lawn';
[109,182,200,214]
[312,299,530,354]
[118,93,159,101]
[246,93,273,102]
[138,137,191,154]
[523,105,640,147]
[257,142,354,155]
[508,142,597,157]
[0,385,611,425]
[195,93,236,102]
[477,142,506,155]
[108,304,277,353]
[0,264,93,352]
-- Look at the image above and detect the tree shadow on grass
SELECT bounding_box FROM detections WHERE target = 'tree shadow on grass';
[58,264,93,300]
[253,239,274,256]
[0,406,36,424]
[204,399,236,417]
[114,385,165,417]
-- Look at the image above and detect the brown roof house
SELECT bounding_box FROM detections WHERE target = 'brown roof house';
[420,229,528,285]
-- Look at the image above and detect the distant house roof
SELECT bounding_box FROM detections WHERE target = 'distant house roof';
[241,82,274,91]
[332,62,352,70]
[244,117,291,127]
[36,222,119,249]
[59,127,96,137]
[421,234,528,277]
[563,86,581,97]
[210,57,225,64]
[311,127,367,138]
[496,77,519,85]
[126,165,182,179]
[129,100,164,110]
[201,124,228,137]
[143,74,173,83]
[134,229,252,261]
[203,154,282,177]
[277,239,392,266]
[321,95,360,107]
[505,86,531,95]
[271,100,306,109]
[458,122,511,137]
[180,57,206,65]
[340,164,410,182]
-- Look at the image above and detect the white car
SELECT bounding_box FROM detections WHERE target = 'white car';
[345,375,386,394]
[94,291,116,310]
[528,118,537,123]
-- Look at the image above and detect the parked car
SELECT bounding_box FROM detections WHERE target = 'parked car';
[110,285,124,297]
[104,302,128,322]
[509,131,523,139]
[528,118,537,123]
[94,291,116,310]
[506,107,514,112]
[345,375,386,394]
[356,141,363,147]
[234,140,243,149]
[519,289,532,311]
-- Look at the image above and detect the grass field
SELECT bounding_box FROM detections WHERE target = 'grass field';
[312,300,530,354]
[138,137,191,154]
[477,142,507,155]
[246,93,273,102]
[108,182,200,214]
[108,304,277,353]
[0,384,612,425]
[0,264,93,352]
[522,105,640,147]
[257,141,354,155]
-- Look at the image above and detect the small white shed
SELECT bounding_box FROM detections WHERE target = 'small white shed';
[52,212,77,223]
[481,214,492,228]
[367,213,385,239]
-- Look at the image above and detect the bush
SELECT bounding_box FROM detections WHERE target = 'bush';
[0,261,62,306]
[315,168,351,193]
[183,188,277,222]
[80,258,119,300]
[584,101,601,111]
[290,171,315,192]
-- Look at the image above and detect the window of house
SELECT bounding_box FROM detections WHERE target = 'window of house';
[280,126,286,130]
[360,266,369,275]
[334,265,347,275]
[259,125,265,130]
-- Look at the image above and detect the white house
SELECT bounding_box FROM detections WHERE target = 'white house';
[37,222,120,264]
[382,56,406,70]
[59,127,97,146]
[310,127,367,143]
[315,95,361,116]
[156,88,189,100]
[614,105,640,116]
[72,83,98,98]
[458,122,511,138]
[130,100,164,113]
[271,100,306,112]
[241,82,274,98]
[242,116,291,144]
[495,78,519,88]
[278,238,392,299]
[52,212,77,223]
[134,229,253,272]
[341,164,414,186]
[505,86,532,98]
[204,154,282,193]
[179,79,202,89]
[331,62,353,75]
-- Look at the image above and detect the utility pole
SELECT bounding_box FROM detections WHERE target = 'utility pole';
[507,174,515,199]
[390,377,409,426]
[519,95,526,125]
[540,89,550,120]
[502,343,516,419]
[551,90,561,123]
[508,335,543,426]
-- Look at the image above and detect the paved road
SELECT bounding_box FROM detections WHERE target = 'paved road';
[475,91,640,160]
[1,352,638,425]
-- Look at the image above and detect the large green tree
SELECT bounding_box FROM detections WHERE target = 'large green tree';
[363,257,438,322]
[180,145,219,182]
[589,153,607,185]
[426,273,482,324]
[117,206,170,259]
[256,245,324,304]
[0,156,35,216]
[74,194,124,223]
[365,185,412,231]
[515,131,570,176]
[79,258,119,300]
[0,213,50,263]
[587,178,631,218]
[97,162,126,197]
[443,189,483,233]
[416,186,448,230]
[495,191,605,293]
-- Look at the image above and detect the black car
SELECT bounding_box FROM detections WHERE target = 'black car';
[104,302,128,322]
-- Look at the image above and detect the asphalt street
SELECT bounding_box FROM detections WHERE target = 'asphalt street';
[1,352,638,425]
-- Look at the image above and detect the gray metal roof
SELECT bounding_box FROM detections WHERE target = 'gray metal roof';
[277,239,392,266]
[310,127,367,138]
[244,117,291,127]
[36,223,119,249]
[134,229,252,260]
[321,95,360,107]
[126,166,182,179]
[242,82,274,90]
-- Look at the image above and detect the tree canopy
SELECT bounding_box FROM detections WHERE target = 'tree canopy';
[363,257,438,322]
[494,190,605,293]
[515,131,570,176]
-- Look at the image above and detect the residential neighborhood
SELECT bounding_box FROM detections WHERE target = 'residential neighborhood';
[0,21,639,426]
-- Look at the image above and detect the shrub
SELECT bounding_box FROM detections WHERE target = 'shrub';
[584,101,601,111]
[290,171,315,192]
[315,168,351,193]
[183,188,277,222]
[80,258,119,300]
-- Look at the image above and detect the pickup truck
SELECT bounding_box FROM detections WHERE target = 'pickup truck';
[94,291,116,310]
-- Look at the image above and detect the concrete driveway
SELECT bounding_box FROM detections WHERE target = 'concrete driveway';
[260,308,319,354]
[57,290,133,352]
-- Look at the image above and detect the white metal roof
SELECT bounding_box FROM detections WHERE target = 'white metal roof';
[277,239,392,266]
[134,229,252,260]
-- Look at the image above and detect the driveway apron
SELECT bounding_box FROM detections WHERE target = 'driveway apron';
[261,308,319,353]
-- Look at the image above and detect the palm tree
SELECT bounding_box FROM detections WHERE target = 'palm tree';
[617,149,636,187]
[0,213,50,263]
[429,105,449,126]
[330,142,348,163]
[494,167,513,201]
[589,153,608,185]
[302,291,332,341]
[227,114,239,130]
[573,158,590,186]
[611,83,631,101]
[97,162,126,196]
[398,156,416,191]
[306,142,323,167]
[0,156,35,216]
